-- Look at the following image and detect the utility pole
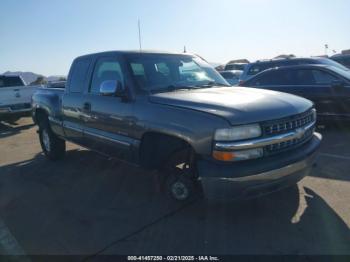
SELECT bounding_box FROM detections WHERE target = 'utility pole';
[138,19,142,52]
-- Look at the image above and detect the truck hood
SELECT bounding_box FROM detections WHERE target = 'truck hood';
[149,87,313,125]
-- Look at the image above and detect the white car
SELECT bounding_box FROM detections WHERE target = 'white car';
[0,75,39,122]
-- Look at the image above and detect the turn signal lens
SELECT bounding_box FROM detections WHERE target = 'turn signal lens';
[213,148,263,162]
[213,151,235,161]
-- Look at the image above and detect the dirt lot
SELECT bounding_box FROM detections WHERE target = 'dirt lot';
[0,117,349,258]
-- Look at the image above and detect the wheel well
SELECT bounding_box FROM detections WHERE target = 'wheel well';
[139,132,193,170]
[35,108,48,127]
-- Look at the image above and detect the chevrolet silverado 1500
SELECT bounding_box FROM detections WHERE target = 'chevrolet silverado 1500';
[31,51,322,201]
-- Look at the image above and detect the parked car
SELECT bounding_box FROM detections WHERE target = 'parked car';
[239,57,350,84]
[46,81,66,89]
[241,64,350,121]
[0,75,39,122]
[331,54,350,69]
[219,70,242,85]
[32,51,321,201]
[224,63,247,71]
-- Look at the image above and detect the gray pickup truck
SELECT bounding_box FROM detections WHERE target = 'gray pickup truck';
[32,51,322,201]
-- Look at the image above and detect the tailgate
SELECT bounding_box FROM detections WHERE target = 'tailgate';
[0,86,38,106]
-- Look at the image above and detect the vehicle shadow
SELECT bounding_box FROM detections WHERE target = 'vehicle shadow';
[0,150,349,256]
[104,184,350,255]
[0,149,184,255]
[0,120,35,139]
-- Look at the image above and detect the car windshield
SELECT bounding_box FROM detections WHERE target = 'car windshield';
[329,66,350,80]
[319,58,350,71]
[125,53,230,92]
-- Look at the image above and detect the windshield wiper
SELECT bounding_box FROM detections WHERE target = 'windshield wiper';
[195,81,230,88]
[149,84,194,94]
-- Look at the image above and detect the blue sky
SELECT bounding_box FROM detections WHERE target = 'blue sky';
[1,0,349,76]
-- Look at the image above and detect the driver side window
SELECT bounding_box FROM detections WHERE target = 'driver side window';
[90,58,124,94]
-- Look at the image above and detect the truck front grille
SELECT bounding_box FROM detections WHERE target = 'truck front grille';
[265,126,314,154]
[263,109,315,136]
[262,109,316,155]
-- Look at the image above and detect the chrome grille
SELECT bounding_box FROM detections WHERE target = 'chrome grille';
[263,109,315,136]
[265,126,314,154]
[262,109,316,155]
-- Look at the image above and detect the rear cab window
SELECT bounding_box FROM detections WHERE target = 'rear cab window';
[0,76,25,88]
[68,58,92,93]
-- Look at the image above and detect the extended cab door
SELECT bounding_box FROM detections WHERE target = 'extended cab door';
[61,57,92,145]
[81,56,135,161]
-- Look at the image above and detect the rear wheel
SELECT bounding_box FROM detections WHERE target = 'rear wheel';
[162,149,201,202]
[38,118,66,160]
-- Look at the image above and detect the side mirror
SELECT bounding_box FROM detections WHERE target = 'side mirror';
[331,79,344,89]
[99,80,125,97]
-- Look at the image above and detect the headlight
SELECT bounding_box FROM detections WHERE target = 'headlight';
[214,124,261,141]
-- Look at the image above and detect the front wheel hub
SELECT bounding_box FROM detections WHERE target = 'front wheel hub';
[171,181,190,201]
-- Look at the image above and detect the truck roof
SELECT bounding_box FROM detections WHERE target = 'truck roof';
[75,50,194,60]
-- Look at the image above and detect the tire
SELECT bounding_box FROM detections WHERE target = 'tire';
[38,118,66,160]
[162,149,201,202]
[165,171,198,201]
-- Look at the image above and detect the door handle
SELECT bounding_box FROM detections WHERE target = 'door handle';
[83,102,91,112]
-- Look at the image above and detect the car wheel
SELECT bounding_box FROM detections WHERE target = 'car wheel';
[162,149,201,202]
[39,119,66,160]
[166,171,197,201]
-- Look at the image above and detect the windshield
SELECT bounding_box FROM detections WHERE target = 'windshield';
[329,66,350,80]
[126,53,229,92]
[319,58,350,71]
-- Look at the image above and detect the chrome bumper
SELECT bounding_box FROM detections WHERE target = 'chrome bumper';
[199,133,321,200]
[202,148,317,184]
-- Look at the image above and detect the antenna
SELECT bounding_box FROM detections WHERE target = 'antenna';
[138,19,142,52]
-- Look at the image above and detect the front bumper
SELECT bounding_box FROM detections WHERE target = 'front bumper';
[197,132,322,200]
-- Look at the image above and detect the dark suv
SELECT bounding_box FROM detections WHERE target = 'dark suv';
[242,64,350,121]
[240,57,349,83]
